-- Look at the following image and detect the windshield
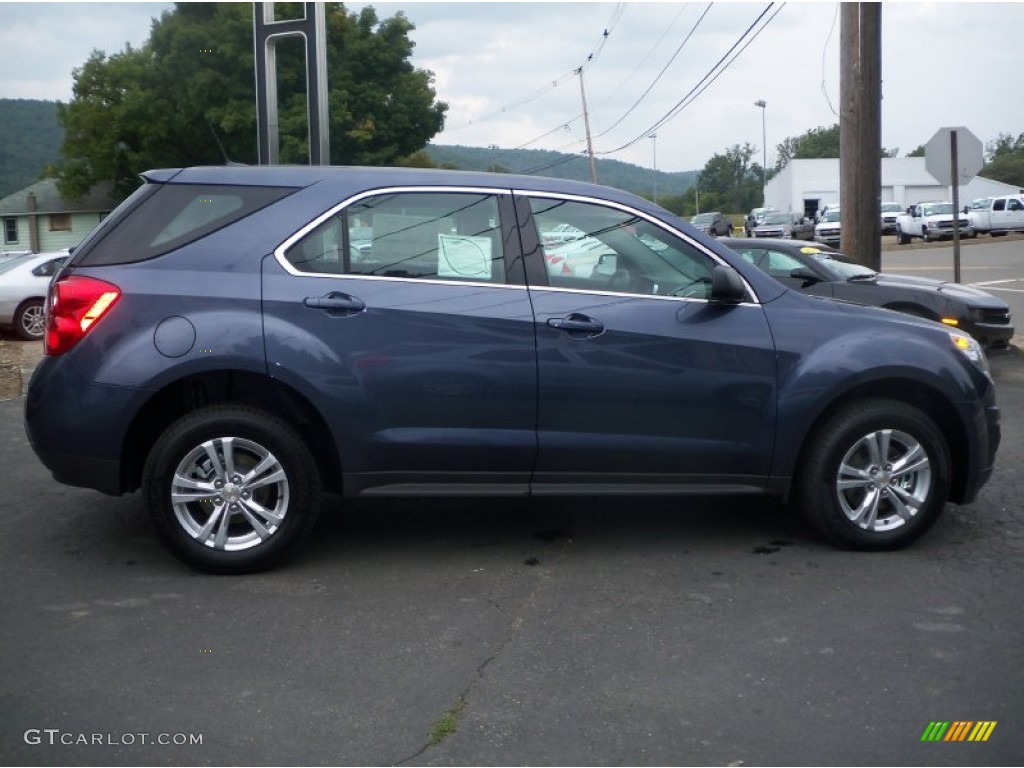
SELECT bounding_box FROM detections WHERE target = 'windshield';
[921,203,954,216]
[691,213,717,224]
[821,210,841,223]
[762,213,791,224]
[881,203,902,213]
[811,252,875,280]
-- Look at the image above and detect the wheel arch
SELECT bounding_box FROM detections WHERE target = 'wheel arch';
[121,369,342,495]
[790,378,970,504]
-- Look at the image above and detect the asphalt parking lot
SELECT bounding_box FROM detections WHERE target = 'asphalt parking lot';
[1,339,1022,766]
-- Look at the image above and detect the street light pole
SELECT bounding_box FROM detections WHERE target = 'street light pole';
[754,99,767,205]
[649,133,657,203]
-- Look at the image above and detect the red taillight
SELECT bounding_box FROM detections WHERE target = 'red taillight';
[45,276,121,356]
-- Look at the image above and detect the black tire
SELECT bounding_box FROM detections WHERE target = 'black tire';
[14,299,45,340]
[795,399,951,550]
[896,226,911,245]
[922,230,932,243]
[142,405,322,573]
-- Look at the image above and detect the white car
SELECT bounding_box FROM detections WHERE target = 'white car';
[0,251,69,340]
[814,209,842,247]
[880,202,903,234]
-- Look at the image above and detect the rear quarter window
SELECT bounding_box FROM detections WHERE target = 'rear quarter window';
[74,184,296,266]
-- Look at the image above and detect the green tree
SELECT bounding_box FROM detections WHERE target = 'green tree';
[981,132,1024,186]
[774,123,897,170]
[775,124,840,170]
[906,144,926,157]
[54,2,447,200]
[698,143,761,213]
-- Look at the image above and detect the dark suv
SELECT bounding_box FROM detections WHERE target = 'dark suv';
[25,166,1000,572]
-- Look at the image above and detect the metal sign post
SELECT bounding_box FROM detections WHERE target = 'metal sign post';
[925,126,983,284]
[253,2,330,165]
[950,131,961,284]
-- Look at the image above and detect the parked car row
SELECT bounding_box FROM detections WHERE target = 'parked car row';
[24,166,1001,573]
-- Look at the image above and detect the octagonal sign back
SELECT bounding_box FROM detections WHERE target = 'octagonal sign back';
[925,127,984,186]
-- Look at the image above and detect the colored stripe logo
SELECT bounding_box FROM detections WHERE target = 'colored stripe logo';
[921,721,996,742]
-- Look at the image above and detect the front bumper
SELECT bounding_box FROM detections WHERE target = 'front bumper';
[965,320,1015,349]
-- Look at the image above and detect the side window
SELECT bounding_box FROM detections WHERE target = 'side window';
[286,192,505,283]
[763,249,805,276]
[993,199,1006,211]
[528,197,721,299]
[32,257,67,277]
[1008,199,1023,211]
[733,247,769,270]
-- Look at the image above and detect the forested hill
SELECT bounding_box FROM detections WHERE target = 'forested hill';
[426,144,697,198]
[0,99,696,200]
[0,99,62,198]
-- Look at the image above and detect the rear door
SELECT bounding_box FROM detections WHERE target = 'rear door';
[262,187,538,496]
[515,193,778,493]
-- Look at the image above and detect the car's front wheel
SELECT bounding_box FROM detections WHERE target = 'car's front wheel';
[143,406,321,573]
[796,399,950,550]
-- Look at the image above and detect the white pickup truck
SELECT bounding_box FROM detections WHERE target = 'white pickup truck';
[965,194,1024,237]
[895,201,972,244]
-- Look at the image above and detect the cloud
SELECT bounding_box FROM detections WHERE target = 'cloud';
[1,1,1021,174]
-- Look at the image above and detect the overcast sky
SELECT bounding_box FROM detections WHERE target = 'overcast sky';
[1,1,1022,174]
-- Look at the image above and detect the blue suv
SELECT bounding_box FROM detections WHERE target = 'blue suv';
[25,166,1001,572]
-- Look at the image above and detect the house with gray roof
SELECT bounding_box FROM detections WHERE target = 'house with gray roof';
[1,179,117,254]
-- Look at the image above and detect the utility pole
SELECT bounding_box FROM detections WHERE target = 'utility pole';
[754,100,767,204]
[576,67,598,184]
[649,133,657,203]
[839,2,882,269]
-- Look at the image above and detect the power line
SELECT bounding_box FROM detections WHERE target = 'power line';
[593,3,714,139]
[442,5,629,134]
[593,3,690,109]
[597,3,784,157]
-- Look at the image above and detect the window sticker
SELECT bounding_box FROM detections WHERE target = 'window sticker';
[438,234,493,279]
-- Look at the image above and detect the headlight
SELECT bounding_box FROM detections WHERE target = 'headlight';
[949,332,989,376]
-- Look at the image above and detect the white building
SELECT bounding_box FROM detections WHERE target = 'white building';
[764,158,1023,220]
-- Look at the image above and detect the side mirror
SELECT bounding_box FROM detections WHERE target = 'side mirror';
[710,264,747,303]
[790,267,821,284]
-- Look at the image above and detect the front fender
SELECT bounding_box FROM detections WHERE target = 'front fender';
[764,293,987,479]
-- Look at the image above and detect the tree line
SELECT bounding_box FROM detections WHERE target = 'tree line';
[7,0,1022,211]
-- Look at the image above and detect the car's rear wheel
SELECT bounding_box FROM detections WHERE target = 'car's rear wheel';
[896,226,911,245]
[14,299,45,340]
[796,399,950,550]
[143,405,321,573]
